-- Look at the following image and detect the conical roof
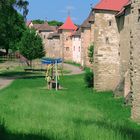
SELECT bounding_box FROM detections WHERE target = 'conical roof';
[59,16,77,30]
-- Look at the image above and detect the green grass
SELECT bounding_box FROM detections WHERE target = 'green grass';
[0,74,140,140]
[64,61,81,67]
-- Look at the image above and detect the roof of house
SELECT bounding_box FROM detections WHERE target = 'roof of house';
[116,1,131,17]
[72,28,81,37]
[47,32,60,39]
[81,11,94,29]
[94,0,130,12]
[26,21,32,27]
[59,16,77,30]
[33,24,41,30]
[37,22,56,31]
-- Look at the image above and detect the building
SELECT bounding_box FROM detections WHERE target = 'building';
[58,16,77,61]
[71,28,81,63]
[91,0,140,122]
[47,32,62,58]
[92,0,129,92]
[81,11,94,67]
[130,0,140,122]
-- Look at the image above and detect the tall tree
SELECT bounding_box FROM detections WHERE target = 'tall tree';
[16,0,29,22]
[0,0,26,54]
[19,29,45,67]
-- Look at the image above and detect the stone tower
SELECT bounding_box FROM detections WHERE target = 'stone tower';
[58,16,77,61]
[130,0,140,122]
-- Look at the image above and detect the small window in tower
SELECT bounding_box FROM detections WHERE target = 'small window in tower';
[44,35,46,39]
[79,46,80,52]
[66,47,69,51]
[138,9,140,22]
[105,37,109,44]
[109,20,112,26]
[73,46,75,51]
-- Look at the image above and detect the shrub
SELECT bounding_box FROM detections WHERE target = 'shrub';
[84,70,94,88]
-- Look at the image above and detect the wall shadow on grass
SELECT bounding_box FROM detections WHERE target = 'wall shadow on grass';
[0,123,53,140]
[0,71,44,79]
[73,118,140,140]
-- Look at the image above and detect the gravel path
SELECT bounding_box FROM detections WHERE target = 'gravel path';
[0,78,14,90]
[0,63,84,90]
[63,63,84,75]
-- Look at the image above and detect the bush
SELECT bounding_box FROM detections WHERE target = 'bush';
[84,70,94,88]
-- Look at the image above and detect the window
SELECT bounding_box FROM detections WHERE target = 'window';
[79,46,80,52]
[105,37,109,44]
[66,47,69,51]
[73,46,75,51]
[138,9,140,22]
[109,20,112,26]
[44,35,46,39]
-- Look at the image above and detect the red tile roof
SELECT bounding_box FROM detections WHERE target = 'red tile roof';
[26,21,32,27]
[59,16,77,30]
[94,0,130,12]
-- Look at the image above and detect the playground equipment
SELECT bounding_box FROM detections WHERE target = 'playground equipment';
[41,58,63,91]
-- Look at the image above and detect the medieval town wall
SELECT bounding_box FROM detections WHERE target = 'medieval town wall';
[60,30,73,61]
[131,0,140,122]
[81,28,92,67]
[93,10,120,91]
[72,36,81,63]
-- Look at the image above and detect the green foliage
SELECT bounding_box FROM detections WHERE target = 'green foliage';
[16,0,29,22]
[32,19,45,24]
[48,20,63,26]
[0,0,26,53]
[19,29,45,61]
[88,43,94,64]
[84,70,94,88]
[32,20,63,27]
[0,73,139,140]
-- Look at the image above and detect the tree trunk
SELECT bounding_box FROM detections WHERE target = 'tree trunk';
[5,48,9,55]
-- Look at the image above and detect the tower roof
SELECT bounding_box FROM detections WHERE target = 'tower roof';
[59,16,77,30]
[94,0,130,12]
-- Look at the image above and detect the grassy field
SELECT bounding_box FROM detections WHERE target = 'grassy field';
[0,73,140,140]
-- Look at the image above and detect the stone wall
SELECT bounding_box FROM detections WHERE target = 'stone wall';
[93,10,120,91]
[116,6,131,97]
[81,28,92,67]
[131,0,140,122]
[72,36,81,63]
[46,37,62,58]
[60,30,73,61]
[39,31,53,54]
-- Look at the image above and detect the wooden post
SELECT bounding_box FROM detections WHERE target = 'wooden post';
[55,60,58,91]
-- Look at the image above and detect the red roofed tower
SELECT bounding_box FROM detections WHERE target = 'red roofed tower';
[93,0,131,92]
[59,16,77,61]
[59,16,77,30]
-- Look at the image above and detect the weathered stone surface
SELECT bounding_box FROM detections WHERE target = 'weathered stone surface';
[131,0,140,122]
[60,30,73,61]
[81,28,92,67]
[93,10,120,91]
[116,5,131,98]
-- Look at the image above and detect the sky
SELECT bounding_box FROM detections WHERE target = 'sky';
[26,0,99,24]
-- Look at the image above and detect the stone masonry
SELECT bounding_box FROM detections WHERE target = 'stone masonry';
[93,10,120,91]
[131,0,140,122]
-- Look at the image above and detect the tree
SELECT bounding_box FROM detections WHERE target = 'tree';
[32,19,45,24]
[16,0,29,22]
[88,44,94,64]
[0,0,26,54]
[48,20,63,26]
[19,29,45,66]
